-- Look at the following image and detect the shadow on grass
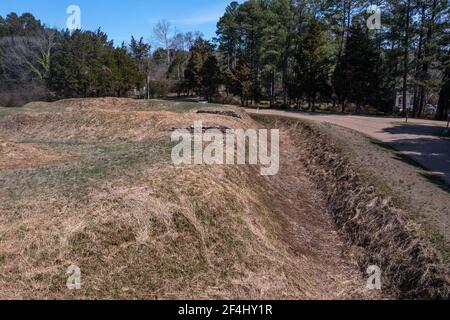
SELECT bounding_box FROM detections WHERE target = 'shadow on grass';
[371,140,450,193]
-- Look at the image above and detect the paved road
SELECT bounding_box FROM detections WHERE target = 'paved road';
[247,109,450,186]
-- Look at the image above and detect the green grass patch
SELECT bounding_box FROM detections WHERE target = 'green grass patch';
[0,138,173,202]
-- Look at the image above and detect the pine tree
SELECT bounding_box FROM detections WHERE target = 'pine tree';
[294,19,332,112]
[333,23,380,112]
[202,54,221,102]
[49,29,141,98]
[129,36,151,98]
[437,46,450,120]
[217,1,240,69]
[184,38,220,100]
[225,55,254,107]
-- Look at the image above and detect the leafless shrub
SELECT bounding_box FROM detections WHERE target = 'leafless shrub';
[0,28,57,80]
[0,28,57,106]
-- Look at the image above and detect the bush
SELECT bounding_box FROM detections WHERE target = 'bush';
[148,80,168,98]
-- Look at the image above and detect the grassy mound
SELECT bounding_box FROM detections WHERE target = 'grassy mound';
[0,98,375,299]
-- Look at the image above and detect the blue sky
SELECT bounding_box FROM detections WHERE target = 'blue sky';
[0,0,239,45]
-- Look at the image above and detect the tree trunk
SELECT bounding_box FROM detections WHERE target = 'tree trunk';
[413,5,426,118]
[282,48,289,105]
[418,0,438,119]
[402,0,411,117]
[413,89,419,118]
[270,70,275,108]
[418,87,425,118]
[341,100,346,113]
[337,1,347,60]
[437,63,450,120]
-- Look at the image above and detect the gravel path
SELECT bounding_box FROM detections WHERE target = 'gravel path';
[247,109,450,186]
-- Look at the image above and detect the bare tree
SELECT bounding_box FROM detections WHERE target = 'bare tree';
[183,31,203,51]
[153,20,172,65]
[171,31,186,51]
[0,28,57,81]
[0,28,57,106]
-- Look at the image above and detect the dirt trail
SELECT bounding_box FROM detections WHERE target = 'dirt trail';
[246,109,450,186]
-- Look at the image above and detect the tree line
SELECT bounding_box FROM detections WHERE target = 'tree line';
[0,1,449,120]
[0,13,207,106]
[215,0,449,119]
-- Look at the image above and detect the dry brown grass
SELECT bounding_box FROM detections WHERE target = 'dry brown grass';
[0,99,252,143]
[0,98,379,299]
[0,140,67,169]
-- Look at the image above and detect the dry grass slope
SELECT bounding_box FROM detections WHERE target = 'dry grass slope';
[0,98,377,299]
